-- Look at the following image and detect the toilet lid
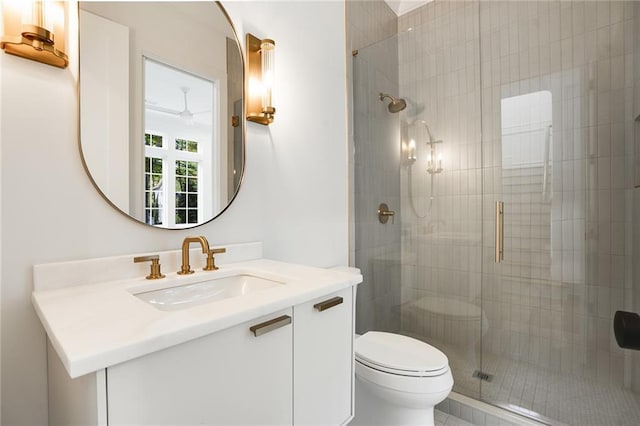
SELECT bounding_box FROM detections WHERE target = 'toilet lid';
[355,332,449,376]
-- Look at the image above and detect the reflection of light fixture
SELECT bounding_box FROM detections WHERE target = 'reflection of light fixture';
[427,140,443,174]
[408,139,417,163]
[246,33,275,125]
[406,120,444,174]
[1,0,68,68]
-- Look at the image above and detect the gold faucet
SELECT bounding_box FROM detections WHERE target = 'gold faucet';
[204,247,227,271]
[178,236,210,275]
[133,254,165,280]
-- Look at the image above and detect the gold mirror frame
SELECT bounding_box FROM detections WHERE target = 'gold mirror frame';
[78,1,245,229]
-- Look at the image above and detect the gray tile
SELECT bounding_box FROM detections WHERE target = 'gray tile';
[472,408,486,426]
[460,404,473,423]
[437,399,451,414]
[449,400,461,419]
[435,409,450,426]
[485,414,503,426]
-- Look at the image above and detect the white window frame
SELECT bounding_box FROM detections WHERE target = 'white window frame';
[144,130,207,228]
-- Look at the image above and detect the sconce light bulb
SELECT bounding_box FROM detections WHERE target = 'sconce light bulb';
[260,39,275,110]
[408,139,417,161]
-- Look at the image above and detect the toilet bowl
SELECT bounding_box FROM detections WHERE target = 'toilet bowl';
[351,331,453,426]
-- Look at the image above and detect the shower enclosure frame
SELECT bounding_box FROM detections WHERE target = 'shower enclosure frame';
[350,1,640,425]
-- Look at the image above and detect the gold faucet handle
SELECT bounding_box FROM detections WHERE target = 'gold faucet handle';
[133,255,165,280]
[204,248,226,271]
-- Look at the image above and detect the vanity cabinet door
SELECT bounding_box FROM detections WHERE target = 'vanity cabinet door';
[106,308,293,425]
[294,288,354,425]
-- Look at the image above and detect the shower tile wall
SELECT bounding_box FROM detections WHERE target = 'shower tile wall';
[348,0,397,54]
[396,0,483,398]
[348,0,402,334]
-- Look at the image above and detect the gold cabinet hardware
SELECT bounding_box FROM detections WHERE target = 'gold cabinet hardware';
[204,247,226,271]
[378,203,395,224]
[249,315,292,337]
[495,201,504,263]
[314,296,344,312]
[133,255,165,280]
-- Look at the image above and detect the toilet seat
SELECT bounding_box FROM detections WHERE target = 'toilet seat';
[355,331,449,377]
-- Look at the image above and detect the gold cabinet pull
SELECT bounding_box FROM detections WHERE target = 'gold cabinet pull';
[495,201,504,263]
[314,296,344,312]
[249,315,292,337]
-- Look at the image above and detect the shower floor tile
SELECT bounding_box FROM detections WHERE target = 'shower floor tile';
[441,342,640,425]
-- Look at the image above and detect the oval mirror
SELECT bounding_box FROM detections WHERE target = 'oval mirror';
[79,1,244,229]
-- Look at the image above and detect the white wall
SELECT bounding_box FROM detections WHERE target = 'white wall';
[0,1,348,424]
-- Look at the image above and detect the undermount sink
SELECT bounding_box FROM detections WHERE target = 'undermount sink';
[135,274,284,311]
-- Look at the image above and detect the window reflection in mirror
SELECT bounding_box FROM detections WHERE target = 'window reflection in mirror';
[143,58,217,228]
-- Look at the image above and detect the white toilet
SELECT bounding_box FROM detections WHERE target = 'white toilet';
[351,331,453,426]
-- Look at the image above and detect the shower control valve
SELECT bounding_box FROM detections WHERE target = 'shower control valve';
[378,203,395,224]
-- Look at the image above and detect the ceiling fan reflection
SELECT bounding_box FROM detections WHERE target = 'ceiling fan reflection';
[145,87,210,123]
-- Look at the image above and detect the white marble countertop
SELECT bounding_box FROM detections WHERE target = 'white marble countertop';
[32,248,362,378]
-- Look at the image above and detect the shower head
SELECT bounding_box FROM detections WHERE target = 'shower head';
[379,93,407,113]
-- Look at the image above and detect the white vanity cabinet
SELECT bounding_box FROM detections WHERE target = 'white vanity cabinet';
[47,288,356,426]
[294,287,354,425]
[107,308,293,425]
[35,251,363,425]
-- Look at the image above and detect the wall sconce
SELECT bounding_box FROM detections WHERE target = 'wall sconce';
[246,33,275,125]
[1,0,68,68]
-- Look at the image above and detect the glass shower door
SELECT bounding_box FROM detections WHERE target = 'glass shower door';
[395,1,484,401]
[352,0,485,403]
[478,1,640,424]
[352,34,403,338]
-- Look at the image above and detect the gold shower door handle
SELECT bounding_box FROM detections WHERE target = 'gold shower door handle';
[495,201,504,263]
